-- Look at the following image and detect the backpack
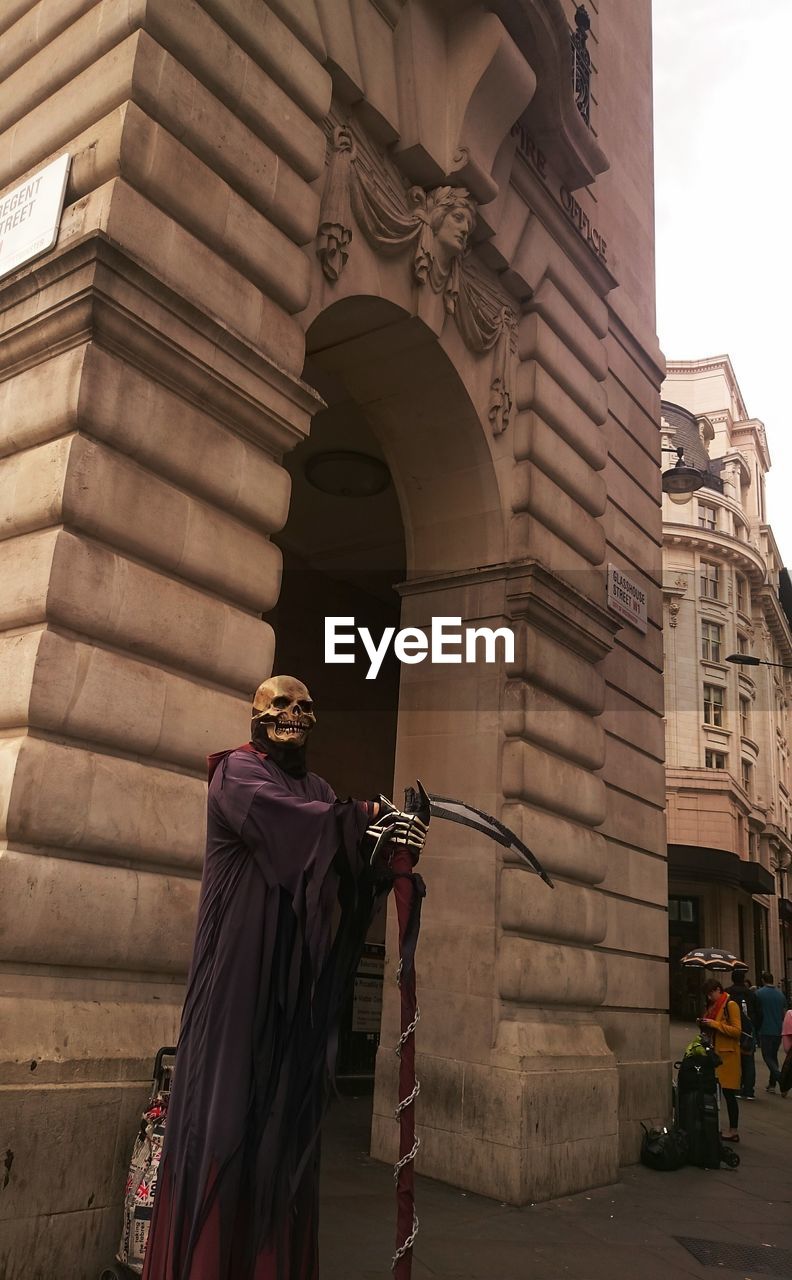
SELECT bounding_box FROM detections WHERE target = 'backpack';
[730,992,755,1053]
[640,1124,688,1171]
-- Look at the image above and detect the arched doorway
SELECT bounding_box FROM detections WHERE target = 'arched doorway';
[269,295,507,1090]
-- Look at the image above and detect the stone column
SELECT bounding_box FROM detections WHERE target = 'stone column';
[0,1,327,1268]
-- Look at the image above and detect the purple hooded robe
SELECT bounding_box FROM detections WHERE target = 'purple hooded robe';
[142,745,384,1280]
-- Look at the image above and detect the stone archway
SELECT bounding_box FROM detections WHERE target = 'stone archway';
[280,288,524,1192]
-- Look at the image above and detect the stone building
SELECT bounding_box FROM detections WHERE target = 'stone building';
[662,357,792,1017]
[0,1,667,1272]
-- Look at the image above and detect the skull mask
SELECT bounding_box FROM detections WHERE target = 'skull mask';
[251,676,316,751]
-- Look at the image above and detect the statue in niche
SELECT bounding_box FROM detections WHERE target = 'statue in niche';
[317,126,517,436]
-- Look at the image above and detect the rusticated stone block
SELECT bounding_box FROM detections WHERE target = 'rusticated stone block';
[0,528,274,691]
[500,871,607,946]
[503,682,606,771]
[1,735,206,869]
[0,629,249,770]
[498,936,608,1006]
[499,803,609,884]
[0,845,199,971]
[0,434,283,610]
[502,738,607,827]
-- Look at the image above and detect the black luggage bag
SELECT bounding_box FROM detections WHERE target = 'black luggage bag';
[674,1052,739,1170]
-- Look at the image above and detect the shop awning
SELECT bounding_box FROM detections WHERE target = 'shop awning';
[668,844,775,895]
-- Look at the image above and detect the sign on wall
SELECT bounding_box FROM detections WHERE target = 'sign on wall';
[607,563,648,633]
[0,153,71,283]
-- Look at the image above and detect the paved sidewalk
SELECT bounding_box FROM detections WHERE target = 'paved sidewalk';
[319,1025,792,1279]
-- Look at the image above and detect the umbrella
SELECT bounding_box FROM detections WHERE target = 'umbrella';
[680,947,748,972]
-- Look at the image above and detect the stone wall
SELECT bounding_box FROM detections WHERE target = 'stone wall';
[0,1,326,1269]
[0,1,667,1273]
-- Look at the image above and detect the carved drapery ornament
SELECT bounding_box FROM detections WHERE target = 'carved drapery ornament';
[317,127,518,436]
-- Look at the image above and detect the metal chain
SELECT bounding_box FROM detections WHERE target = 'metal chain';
[394,1078,421,1116]
[391,959,421,1271]
[392,1210,420,1266]
[396,1006,421,1050]
[393,1134,421,1179]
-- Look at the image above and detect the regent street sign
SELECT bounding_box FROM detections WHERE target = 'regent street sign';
[0,153,70,282]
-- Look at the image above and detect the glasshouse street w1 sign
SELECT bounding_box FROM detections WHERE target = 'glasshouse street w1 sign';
[607,563,648,633]
[0,153,71,283]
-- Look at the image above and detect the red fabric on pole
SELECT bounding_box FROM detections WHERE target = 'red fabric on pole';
[390,846,418,1280]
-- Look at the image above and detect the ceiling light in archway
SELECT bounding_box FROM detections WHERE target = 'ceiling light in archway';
[304,450,391,498]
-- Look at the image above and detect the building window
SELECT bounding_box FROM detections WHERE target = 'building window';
[700,560,720,599]
[742,759,753,796]
[703,684,724,726]
[701,620,723,662]
[740,696,750,738]
[737,633,749,656]
[748,831,759,859]
[705,749,726,769]
[736,574,748,613]
[669,897,696,924]
[698,503,717,531]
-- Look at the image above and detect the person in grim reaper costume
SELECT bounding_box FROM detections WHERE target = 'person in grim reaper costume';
[142,676,427,1280]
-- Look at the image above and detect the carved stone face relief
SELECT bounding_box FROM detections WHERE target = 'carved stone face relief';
[316,124,517,436]
[251,676,316,748]
[428,193,476,275]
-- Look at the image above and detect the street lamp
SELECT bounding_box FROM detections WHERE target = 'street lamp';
[726,654,792,671]
[661,445,705,505]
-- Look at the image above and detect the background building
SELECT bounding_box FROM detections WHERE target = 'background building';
[0,1,667,1272]
[662,357,792,1016]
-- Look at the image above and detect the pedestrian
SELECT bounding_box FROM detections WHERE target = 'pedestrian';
[781,1006,792,1095]
[726,970,761,1100]
[141,675,428,1280]
[699,977,742,1141]
[754,971,789,1097]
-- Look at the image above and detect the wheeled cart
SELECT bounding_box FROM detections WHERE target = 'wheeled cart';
[98,1046,176,1279]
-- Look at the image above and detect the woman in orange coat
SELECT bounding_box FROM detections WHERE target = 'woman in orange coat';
[700,977,743,1141]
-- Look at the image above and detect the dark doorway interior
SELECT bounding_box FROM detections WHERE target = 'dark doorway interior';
[265,359,406,1079]
[668,894,702,1020]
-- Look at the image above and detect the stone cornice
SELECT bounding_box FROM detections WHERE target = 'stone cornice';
[665,355,749,421]
[756,582,792,665]
[666,768,765,819]
[0,234,320,453]
[505,559,620,663]
[663,525,767,584]
[399,559,621,663]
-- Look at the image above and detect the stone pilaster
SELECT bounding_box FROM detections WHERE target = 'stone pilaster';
[0,2,328,1269]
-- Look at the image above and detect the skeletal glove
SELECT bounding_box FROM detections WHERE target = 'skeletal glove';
[366,795,429,863]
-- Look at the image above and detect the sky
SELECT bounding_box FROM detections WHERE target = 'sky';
[652,0,792,561]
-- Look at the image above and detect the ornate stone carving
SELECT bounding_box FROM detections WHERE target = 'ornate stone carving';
[317,126,518,435]
[668,599,680,628]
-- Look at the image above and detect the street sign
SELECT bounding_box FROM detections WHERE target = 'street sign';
[607,562,648,632]
[0,153,71,283]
